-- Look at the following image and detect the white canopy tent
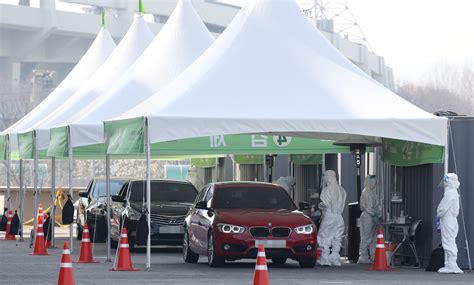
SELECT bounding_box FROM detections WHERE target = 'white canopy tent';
[104,0,448,270]
[0,27,116,245]
[16,14,153,252]
[46,0,214,266]
[26,15,154,152]
[1,27,116,151]
[109,0,447,148]
[55,0,214,154]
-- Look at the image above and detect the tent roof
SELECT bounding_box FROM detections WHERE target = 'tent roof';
[1,27,116,149]
[109,0,447,147]
[67,0,214,149]
[30,16,154,150]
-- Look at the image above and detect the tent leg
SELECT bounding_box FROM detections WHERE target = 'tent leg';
[105,155,111,262]
[145,119,152,270]
[32,134,39,246]
[6,136,11,210]
[18,159,24,241]
[50,157,56,248]
[68,131,74,253]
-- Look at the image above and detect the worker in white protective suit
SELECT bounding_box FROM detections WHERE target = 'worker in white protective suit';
[317,170,347,266]
[358,175,380,264]
[437,173,463,274]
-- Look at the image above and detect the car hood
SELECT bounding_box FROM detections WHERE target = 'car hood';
[215,209,312,227]
[129,201,192,216]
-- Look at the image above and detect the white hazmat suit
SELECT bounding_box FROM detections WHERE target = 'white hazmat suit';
[437,173,463,274]
[358,175,380,264]
[317,170,347,266]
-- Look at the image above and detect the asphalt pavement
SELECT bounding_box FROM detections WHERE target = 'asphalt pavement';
[0,231,472,285]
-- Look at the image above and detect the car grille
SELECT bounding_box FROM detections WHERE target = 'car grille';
[150,214,186,226]
[250,227,291,238]
[250,227,270,238]
[272,227,291,238]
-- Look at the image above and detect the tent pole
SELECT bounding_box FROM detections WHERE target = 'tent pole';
[68,128,74,252]
[105,154,111,262]
[145,118,151,270]
[32,132,39,244]
[5,136,11,210]
[18,158,24,241]
[50,157,56,248]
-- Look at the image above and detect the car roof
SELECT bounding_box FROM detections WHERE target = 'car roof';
[129,179,192,185]
[212,181,282,188]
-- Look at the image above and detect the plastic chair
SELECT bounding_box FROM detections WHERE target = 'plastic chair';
[389,219,422,267]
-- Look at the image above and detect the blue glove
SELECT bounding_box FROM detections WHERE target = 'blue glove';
[435,217,441,233]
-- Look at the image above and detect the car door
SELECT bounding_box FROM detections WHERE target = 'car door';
[195,186,214,252]
[189,185,210,253]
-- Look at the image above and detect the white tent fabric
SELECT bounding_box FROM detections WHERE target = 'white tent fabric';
[30,16,154,150]
[67,0,214,149]
[1,28,116,150]
[113,0,447,146]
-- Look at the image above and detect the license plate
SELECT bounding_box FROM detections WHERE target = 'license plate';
[159,226,184,234]
[255,240,287,248]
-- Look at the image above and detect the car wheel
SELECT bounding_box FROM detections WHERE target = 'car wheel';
[77,225,83,240]
[298,258,316,268]
[183,230,199,263]
[207,231,225,267]
[272,257,287,266]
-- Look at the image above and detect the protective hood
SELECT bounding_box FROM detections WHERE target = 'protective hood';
[443,173,460,194]
[364,175,377,191]
[322,170,338,188]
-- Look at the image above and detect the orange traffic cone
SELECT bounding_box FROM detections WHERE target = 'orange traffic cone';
[111,228,138,271]
[370,228,390,271]
[57,242,75,285]
[5,210,15,240]
[253,244,270,285]
[31,208,48,255]
[75,224,98,263]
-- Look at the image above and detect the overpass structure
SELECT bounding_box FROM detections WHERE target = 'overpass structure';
[0,0,395,111]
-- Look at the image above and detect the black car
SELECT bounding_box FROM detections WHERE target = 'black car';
[76,178,128,241]
[110,179,198,250]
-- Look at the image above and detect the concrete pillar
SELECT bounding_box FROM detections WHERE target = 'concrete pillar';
[40,0,55,9]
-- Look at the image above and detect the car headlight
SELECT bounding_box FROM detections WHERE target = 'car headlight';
[295,224,314,234]
[217,223,245,234]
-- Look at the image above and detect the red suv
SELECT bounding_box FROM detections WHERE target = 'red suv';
[183,182,317,268]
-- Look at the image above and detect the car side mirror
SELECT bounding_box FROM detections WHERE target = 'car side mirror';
[111,195,124,203]
[195,201,209,210]
[78,191,89,198]
[299,202,311,211]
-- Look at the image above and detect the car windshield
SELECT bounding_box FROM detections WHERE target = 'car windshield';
[93,180,128,197]
[214,186,296,210]
[129,181,197,203]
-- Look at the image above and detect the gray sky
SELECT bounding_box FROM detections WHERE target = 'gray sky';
[227,0,474,82]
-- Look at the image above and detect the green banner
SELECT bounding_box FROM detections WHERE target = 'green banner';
[191,157,217,168]
[150,134,350,156]
[48,127,68,158]
[234,154,264,165]
[18,131,34,159]
[290,154,322,165]
[105,117,145,155]
[0,135,6,160]
[382,139,444,167]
